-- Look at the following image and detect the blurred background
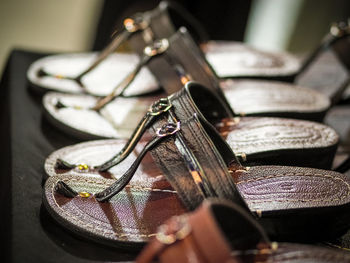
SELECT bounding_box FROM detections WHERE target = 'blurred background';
[0,0,349,77]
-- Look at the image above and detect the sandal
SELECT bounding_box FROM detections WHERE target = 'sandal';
[137,199,350,263]
[27,49,160,96]
[146,27,333,122]
[28,1,349,96]
[42,106,350,247]
[42,29,335,140]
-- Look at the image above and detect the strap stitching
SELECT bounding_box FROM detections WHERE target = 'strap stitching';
[224,121,336,146]
[49,171,350,239]
[235,172,350,203]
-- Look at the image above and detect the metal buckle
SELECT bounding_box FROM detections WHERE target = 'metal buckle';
[123,14,149,32]
[144,39,169,57]
[156,215,191,245]
[330,21,350,37]
[149,98,172,116]
[156,122,181,137]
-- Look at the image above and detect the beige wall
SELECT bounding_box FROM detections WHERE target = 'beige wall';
[0,0,103,76]
[245,0,349,53]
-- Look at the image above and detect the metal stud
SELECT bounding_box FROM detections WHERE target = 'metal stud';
[79,192,91,198]
[78,164,89,170]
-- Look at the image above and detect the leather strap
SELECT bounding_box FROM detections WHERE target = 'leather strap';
[136,199,272,263]
[150,113,247,210]
[97,98,172,171]
[146,27,233,114]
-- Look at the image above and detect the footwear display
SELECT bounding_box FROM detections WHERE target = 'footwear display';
[2,1,350,262]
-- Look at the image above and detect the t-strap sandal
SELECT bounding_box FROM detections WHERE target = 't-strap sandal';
[42,111,350,247]
[148,27,349,122]
[27,11,161,97]
[42,39,170,139]
[26,1,299,95]
[44,82,339,189]
[137,199,350,263]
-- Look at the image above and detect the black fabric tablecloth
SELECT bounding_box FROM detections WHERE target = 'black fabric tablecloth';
[0,50,136,263]
[1,49,350,263]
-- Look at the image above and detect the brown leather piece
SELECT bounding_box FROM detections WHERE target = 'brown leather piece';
[187,202,235,263]
[137,201,238,263]
[137,200,350,263]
